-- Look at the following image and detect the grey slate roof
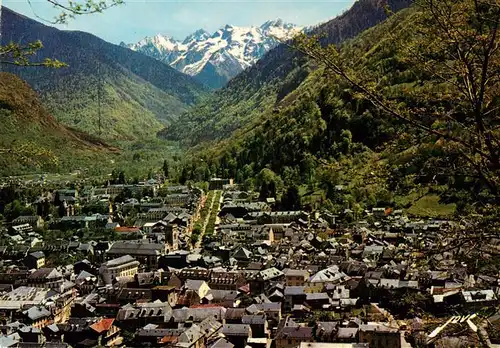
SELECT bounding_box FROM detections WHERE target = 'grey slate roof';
[23,306,51,320]
[209,337,235,348]
[284,286,306,296]
[222,324,251,336]
[276,326,313,339]
[107,241,164,256]
[104,255,137,267]
[28,251,44,259]
[242,314,266,325]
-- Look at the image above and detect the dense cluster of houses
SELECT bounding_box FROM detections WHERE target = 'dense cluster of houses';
[0,178,498,347]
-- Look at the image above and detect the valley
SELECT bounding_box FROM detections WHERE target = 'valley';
[0,0,499,346]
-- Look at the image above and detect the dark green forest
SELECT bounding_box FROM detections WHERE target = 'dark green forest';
[170,1,500,219]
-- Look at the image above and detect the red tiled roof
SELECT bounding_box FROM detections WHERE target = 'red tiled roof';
[160,335,178,344]
[238,284,250,293]
[90,318,115,333]
[431,287,462,295]
[115,226,141,233]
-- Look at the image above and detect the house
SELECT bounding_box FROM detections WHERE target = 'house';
[362,245,385,260]
[247,303,282,324]
[171,306,226,325]
[152,286,178,307]
[233,247,252,266]
[89,318,122,346]
[116,301,173,329]
[0,336,19,347]
[161,250,190,269]
[106,241,166,269]
[26,268,64,290]
[184,280,211,302]
[11,223,32,234]
[18,325,45,345]
[284,269,309,286]
[275,326,313,348]
[209,270,246,291]
[307,266,349,293]
[99,255,140,285]
[25,251,46,269]
[164,224,180,251]
[250,268,284,294]
[145,208,171,220]
[0,286,75,323]
[305,292,331,310]
[246,211,308,224]
[315,322,339,342]
[75,270,98,294]
[219,202,270,219]
[336,328,359,342]
[12,216,44,230]
[105,287,152,304]
[57,317,120,347]
[175,316,222,347]
[115,226,145,238]
[73,259,94,275]
[135,269,167,287]
[284,286,306,312]
[23,306,52,328]
[222,324,252,347]
[134,325,182,346]
[462,290,497,310]
[209,338,235,348]
[372,208,387,218]
[358,323,400,348]
[242,314,267,338]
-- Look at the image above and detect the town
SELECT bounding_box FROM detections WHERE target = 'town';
[0,175,497,348]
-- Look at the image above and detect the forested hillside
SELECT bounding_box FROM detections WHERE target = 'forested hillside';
[0,7,208,140]
[175,0,500,217]
[159,0,413,145]
[0,72,118,176]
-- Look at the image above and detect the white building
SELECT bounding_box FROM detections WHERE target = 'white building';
[99,255,140,284]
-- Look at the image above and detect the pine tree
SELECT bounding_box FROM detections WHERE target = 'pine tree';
[162,160,169,179]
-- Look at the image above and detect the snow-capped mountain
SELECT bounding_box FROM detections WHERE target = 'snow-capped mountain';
[122,19,302,88]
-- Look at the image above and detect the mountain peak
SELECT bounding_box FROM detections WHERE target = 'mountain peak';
[183,29,210,44]
[127,19,304,88]
[260,18,290,30]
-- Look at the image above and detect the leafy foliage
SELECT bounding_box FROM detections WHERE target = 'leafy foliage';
[294,0,500,202]
[0,41,65,67]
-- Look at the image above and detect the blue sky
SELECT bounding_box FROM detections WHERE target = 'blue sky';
[3,0,355,44]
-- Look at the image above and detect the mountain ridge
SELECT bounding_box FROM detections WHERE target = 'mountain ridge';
[0,6,208,140]
[159,0,414,144]
[0,72,118,175]
[123,19,303,88]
